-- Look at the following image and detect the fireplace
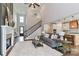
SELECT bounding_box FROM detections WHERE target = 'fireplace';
[6,33,13,54]
[1,25,14,56]
[6,36,12,50]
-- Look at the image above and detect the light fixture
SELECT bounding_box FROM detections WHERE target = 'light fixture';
[28,3,40,8]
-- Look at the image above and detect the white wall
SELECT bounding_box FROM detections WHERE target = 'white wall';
[26,27,42,40]
[27,7,42,29]
[13,3,42,31]
[42,3,79,24]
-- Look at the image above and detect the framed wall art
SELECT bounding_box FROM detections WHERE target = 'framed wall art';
[69,20,78,29]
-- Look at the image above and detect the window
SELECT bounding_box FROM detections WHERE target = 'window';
[19,16,24,23]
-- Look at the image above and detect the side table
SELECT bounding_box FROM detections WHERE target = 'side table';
[61,40,72,54]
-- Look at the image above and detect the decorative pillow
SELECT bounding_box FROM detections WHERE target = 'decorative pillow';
[51,34,58,39]
[44,34,49,38]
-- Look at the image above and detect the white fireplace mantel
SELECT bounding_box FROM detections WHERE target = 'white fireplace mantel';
[1,25,14,56]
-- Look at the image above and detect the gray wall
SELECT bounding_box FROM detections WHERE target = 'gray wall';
[0,3,4,55]
[0,4,2,55]
[0,4,5,25]
[42,3,79,24]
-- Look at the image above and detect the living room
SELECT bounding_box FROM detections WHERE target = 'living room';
[1,3,79,56]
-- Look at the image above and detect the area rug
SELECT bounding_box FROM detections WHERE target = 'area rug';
[8,41,63,56]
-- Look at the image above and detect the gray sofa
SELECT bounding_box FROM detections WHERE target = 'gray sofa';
[40,35,62,48]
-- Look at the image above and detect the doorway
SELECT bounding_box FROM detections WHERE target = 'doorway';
[17,14,26,42]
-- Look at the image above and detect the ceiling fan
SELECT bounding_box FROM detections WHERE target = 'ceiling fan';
[28,3,40,8]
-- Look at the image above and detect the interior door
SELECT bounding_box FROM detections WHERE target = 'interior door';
[19,26,24,36]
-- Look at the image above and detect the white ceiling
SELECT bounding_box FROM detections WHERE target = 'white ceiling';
[13,3,79,24]
[41,3,79,23]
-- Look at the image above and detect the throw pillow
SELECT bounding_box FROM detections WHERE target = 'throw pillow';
[44,34,49,38]
[51,34,58,39]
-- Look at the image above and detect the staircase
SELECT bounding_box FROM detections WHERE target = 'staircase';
[24,20,42,39]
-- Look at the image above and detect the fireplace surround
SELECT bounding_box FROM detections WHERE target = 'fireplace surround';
[1,25,14,56]
[6,34,12,50]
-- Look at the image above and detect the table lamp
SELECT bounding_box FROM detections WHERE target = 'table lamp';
[59,32,65,40]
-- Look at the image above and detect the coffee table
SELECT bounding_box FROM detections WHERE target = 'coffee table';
[32,39,43,48]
